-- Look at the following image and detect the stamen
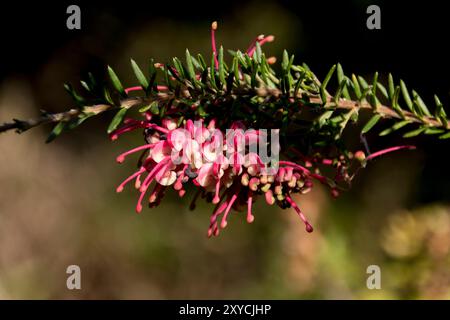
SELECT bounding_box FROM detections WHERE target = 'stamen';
[116,168,146,193]
[279,161,329,185]
[208,199,229,235]
[139,157,170,192]
[247,192,254,223]
[134,174,142,189]
[116,143,156,163]
[246,34,265,54]
[213,179,221,204]
[125,86,142,94]
[365,145,416,161]
[147,123,169,134]
[149,184,163,203]
[110,123,142,140]
[279,161,311,174]
[220,193,238,229]
[211,21,219,69]
[285,195,314,233]
[247,35,275,56]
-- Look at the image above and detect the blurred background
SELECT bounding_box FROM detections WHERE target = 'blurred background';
[0,0,449,299]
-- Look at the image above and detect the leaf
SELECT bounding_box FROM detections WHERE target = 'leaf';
[281,50,289,71]
[107,66,125,96]
[130,59,149,90]
[197,54,207,70]
[336,63,351,100]
[403,127,426,138]
[400,80,413,112]
[163,65,173,91]
[185,49,197,82]
[190,55,202,71]
[250,59,258,89]
[64,83,85,106]
[412,90,431,117]
[424,128,444,135]
[103,87,115,105]
[236,51,248,69]
[80,80,91,93]
[434,95,447,127]
[46,121,67,143]
[107,108,128,133]
[209,53,218,90]
[254,42,262,64]
[334,79,348,103]
[388,73,395,100]
[148,58,157,91]
[376,82,388,100]
[351,74,361,99]
[139,101,159,114]
[88,72,98,91]
[317,110,334,127]
[392,86,405,118]
[218,46,226,87]
[293,72,306,98]
[67,112,95,130]
[372,72,378,97]
[320,64,336,104]
[439,132,450,139]
[379,120,410,136]
[362,114,382,134]
[172,57,186,79]
[357,76,369,90]
[233,56,240,85]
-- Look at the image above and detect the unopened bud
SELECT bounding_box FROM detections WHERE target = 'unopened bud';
[267,56,277,64]
[249,177,260,191]
[300,187,312,194]
[261,183,271,193]
[288,176,297,188]
[331,188,339,199]
[260,175,268,184]
[274,185,283,195]
[241,173,249,186]
[354,150,366,162]
[265,190,275,205]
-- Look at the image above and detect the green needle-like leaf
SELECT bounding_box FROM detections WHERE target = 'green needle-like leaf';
[131,59,149,90]
[107,66,126,96]
[46,121,67,143]
[362,114,382,134]
[320,64,336,104]
[107,108,128,133]
[400,80,414,112]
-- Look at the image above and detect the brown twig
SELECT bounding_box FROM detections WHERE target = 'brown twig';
[0,87,446,135]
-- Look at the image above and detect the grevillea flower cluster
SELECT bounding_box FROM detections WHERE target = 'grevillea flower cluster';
[113,115,319,236]
[111,111,414,236]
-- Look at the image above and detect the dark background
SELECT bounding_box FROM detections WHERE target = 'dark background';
[0,0,449,299]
